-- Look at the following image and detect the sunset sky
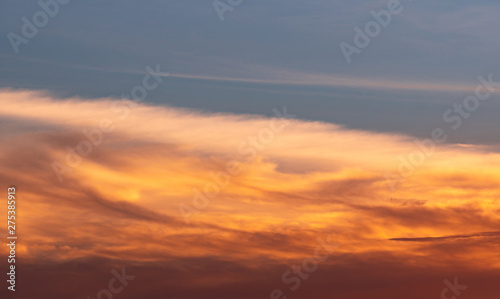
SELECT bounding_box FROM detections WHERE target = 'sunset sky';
[1,1,500,298]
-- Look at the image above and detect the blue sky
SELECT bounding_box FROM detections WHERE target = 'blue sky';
[1,0,500,143]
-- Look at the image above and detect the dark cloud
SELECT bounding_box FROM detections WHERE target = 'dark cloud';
[5,254,500,299]
[390,231,500,242]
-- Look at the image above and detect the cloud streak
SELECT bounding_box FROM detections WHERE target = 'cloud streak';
[390,231,500,242]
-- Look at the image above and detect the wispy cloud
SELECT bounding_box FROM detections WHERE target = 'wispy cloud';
[1,90,500,298]
[390,231,500,242]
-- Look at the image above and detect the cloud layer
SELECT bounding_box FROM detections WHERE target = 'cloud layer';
[1,90,499,298]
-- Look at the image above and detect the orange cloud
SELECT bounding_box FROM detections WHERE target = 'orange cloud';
[0,89,499,298]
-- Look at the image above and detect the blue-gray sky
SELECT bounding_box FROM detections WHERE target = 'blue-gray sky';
[1,0,500,143]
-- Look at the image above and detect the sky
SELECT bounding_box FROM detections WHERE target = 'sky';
[1,1,500,298]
